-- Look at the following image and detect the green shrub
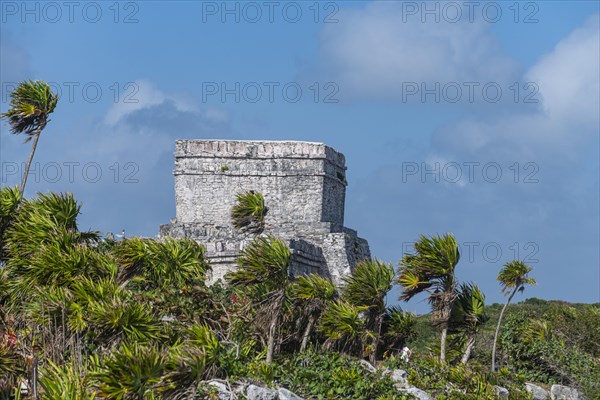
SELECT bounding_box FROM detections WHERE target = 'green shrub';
[230,191,267,234]
[39,361,95,400]
[385,355,530,400]
[269,350,411,400]
[91,344,167,399]
[500,311,600,398]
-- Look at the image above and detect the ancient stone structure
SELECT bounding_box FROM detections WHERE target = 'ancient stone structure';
[160,140,370,284]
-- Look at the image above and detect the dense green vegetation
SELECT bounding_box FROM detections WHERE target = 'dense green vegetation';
[407,298,600,398]
[2,189,598,399]
[1,81,598,399]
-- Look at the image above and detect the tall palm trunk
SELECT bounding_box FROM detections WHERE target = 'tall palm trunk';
[461,334,476,364]
[439,302,453,362]
[369,312,384,364]
[300,314,316,352]
[266,290,285,363]
[491,287,518,371]
[20,124,44,197]
[440,323,448,362]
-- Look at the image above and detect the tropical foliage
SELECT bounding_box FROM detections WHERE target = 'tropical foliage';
[498,304,600,398]
[230,191,267,234]
[1,187,595,399]
[341,259,394,363]
[451,283,489,364]
[226,235,291,362]
[292,274,337,352]
[404,298,600,399]
[491,260,536,371]
[397,233,460,362]
[1,81,58,195]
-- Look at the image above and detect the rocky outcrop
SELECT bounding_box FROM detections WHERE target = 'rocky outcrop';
[550,384,581,400]
[246,384,279,400]
[494,385,509,400]
[382,368,410,389]
[380,367,436,399]
[206,381,306,400]
[525,383,550,400]
[359,359,377,373]
[277,388,304,400]
[207,380,234,399]
[397,386,434,400]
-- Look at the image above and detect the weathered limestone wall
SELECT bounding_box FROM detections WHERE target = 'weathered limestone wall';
[160,140,370,284]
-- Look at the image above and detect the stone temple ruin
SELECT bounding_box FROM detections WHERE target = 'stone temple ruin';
[159,140,370,284]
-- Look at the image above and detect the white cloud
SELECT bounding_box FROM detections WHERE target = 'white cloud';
[432,14,599,158]
[526,15,600,127]
[104,80,196,126]
[347,14,599,308]
[318,2,521,99]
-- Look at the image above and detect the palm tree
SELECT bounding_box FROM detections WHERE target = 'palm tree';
[342,259,394,364]
[491,260,536,371]
[381,306,417,356]
[319,299,369,356]
[115,236,210,289]
[91,343,167,399]
[397,233,460,362]
[3,192,100,293]
[1,81,58,196]
[292,274,337,352]
[226,235,291,363]
[231,191,268,235]
[451,283,488,364]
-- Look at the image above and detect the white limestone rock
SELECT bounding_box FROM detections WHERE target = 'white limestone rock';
[494,385,509,400]
[550,385,581,400]
[397,387,434,400]
[277,388,305,400]
[246,384,278,400]
[525,383,550,400]
[206,380,234,400]
[382,368,410,388]
[359,359,377,373]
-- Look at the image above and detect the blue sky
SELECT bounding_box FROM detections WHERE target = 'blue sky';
[1,0,599,313]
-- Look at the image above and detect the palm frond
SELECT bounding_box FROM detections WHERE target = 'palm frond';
[0,186,22,260]
[382,306,417,350]
[87,300,161,344]
[226,235,291,289]
[231,191,267,234]
[115,236,210,288]
[39,360,95,400]
[293,273,337,301]
[342,259,394,312]
[91,343,166,399]
[396,267,432,301]
[497,260,536,294]
[451,282,489,334]
[319,299,367,340]
[1,80,58,137]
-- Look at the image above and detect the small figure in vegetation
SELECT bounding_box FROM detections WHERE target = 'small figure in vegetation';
[400,346,412,362]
